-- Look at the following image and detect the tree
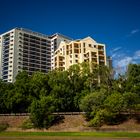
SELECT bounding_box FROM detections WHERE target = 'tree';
[48,70,75,111]
[126,64,140,94]
[123,92,140,116]
[29,72,50,100]
[68,64,86,111]
[98,65,114,91]
[0,80,14,113]
[9,71,30,113]
[80,89,107,119]
[104,92,124,113]
[30,96,55,128]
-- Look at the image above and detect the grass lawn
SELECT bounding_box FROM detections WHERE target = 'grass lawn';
[0,132,140,138]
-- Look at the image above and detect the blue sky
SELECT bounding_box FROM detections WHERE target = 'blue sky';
[0,0,140,73]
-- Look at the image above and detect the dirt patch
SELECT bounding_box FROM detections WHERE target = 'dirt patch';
[100,119,140,132]
[47,115,88,132]
[0,116,29,128]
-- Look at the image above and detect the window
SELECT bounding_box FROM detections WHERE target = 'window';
[84,48,86,53]
[89,44,92,47]
[83,43,85,47]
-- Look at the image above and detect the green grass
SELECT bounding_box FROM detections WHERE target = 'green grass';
[0,132,140,138]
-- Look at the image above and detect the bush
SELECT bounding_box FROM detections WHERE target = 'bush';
[21,119,34,130]
[89,109,106,128]
[0,122,9,132]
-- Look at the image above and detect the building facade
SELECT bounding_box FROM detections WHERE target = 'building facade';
[54,37,106,70]
[0,28,52,82]
[49,33,72,70]
[0,28,107,82]
[107,56,113,69]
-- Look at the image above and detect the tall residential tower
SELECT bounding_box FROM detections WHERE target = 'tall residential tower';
[54,37,106,70]
[0,28,51,82]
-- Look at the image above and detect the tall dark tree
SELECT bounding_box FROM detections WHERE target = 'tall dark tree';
[126,64,140,94]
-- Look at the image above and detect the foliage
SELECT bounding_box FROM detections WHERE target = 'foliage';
[0,63,140,128]
[0,122,9,132]
[21,119,34,129]
[30,96,55,128]
[126,64,140,94]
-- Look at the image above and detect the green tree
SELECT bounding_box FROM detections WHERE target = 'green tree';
[48,70,75,111]
[126,64,140,94]
[30,96,55,128]
[81,62,99,92]
[104,92,124,113]
[80,89,107,119]
[29,72,50,100]
[123,92,140,116]
[6,71,30,113]
[68,65,82,110]
[0,80,14,113]
[98,65,114,91]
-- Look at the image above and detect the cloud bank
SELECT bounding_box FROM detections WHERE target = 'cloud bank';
[110,47,140,75]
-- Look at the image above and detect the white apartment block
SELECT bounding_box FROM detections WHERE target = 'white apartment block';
[0,28,52,82]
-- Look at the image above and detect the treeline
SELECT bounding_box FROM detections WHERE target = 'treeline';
[0,62,140,128]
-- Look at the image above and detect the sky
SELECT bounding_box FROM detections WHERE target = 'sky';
[0,0,140,73]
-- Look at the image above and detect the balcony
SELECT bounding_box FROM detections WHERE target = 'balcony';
[91,55,97,58]
[99,59,105,62]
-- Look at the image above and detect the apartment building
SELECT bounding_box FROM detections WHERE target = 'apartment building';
[54,37,106,70]
[107,56,113,69]
[0,28,73,82]
[0,28,107,82]
[49,33,72,70]
[0,28,51,82]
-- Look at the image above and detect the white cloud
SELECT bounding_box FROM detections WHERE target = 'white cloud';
[117,56,132,68]
[135,50,140,56]
[131,29,140,34]
[133,50,140,60]
[126,29,140,37]
[111,47,122,53]
[110,46,123,59]
[112,50,140,75]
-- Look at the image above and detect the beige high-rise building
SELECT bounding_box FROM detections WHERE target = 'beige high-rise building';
[54,37,106,70]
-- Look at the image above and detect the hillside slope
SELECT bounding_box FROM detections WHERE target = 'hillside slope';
[0,115,140,132]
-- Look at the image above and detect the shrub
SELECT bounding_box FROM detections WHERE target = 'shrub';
[89,109,106,128]
[21,119,34,129]
[0,122,9,132]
